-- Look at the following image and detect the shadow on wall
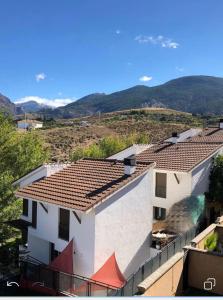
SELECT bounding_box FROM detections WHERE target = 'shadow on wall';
[123,232,152,278]
[166,195,205,233]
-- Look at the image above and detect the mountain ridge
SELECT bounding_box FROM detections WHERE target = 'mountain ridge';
[43,75,223,118]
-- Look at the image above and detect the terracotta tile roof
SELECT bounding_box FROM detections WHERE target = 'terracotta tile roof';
[16,159,154,211]
[137,138,223,172]
[188,127,223,143]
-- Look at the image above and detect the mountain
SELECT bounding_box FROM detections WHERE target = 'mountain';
[15,100,50,114]
[43,75,223,118]
[0,93,15,114]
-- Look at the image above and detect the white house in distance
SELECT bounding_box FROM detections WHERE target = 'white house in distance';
[17,119,43,130]
[15,157,155,283]
[110,122,223,223]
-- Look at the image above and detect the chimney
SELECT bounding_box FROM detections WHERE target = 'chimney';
[171,132,179,144]
[124,155,136,175]
[219,119,223,129]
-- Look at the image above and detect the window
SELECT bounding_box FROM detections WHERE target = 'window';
[155,172,167,198]
[153,206,166,220]
[22,199,29,216]
[58,208,70,241]
[32,201,37,228]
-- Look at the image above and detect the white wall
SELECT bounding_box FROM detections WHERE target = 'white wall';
[94,170,153,278]
[34,123,43,129]
[16,164,67,188]
[191,157,213,195]
[27,201,95,277]
[153,169,191,213]
[108,144,152,160]
[165,128,202,143]
[27,234,50,264]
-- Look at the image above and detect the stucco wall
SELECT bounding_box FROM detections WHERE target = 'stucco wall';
[153,170,191,212]
[191,157,213,195]
[188,250,223,295]
[27,234,50,264]
[27,201,95,277]
[94,170,153,278]
[108,144,152,160]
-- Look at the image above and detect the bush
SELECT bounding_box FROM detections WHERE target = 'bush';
[70,134,150,161]
[204,232,218,251]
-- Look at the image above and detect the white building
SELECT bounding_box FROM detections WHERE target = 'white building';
[110,124,223,222]
[17,120,43,130]
[15,158,155,281]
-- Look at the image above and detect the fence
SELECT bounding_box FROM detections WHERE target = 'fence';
[20,258,118,297]
[20,226,197,297]
[116,225,197,296]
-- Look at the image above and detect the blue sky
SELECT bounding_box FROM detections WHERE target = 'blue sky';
[1,0,223,106]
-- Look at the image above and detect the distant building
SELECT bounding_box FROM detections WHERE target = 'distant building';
[17,120,43,130]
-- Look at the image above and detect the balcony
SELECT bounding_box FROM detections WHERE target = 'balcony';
[20,256,119,296]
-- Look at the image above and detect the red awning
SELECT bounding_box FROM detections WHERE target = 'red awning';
[91,253,126,288]
[49,239,74,274]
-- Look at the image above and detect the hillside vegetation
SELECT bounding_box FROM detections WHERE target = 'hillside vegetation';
[41,76,223,118]
[40,108,203,161]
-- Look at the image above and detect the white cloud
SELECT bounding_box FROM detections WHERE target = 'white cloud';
[139,75,152,82]
[15,96,74,108]
[176,66,184,72]
[135,35,179,49]
[115,29,121,34]
[35,73,46,82]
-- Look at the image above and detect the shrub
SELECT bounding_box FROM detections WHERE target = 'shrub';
[204,232,218,251]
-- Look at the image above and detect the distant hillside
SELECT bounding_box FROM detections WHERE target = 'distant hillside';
[0,93,15,114]
[15,100,50,114]
[43,76,223,118]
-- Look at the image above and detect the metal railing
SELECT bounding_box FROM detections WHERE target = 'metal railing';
[116,225,197,296]
[20,226,197,297]
[20,258,119,296]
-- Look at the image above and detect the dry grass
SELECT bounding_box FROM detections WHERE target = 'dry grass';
[40,108,201,161]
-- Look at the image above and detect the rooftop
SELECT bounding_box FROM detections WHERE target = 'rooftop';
[17,120,43,124]
[137,127,223,172]
[16,158,154,211]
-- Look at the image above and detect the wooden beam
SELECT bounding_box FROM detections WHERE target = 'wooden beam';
[72,211,81,224]
[174,173,180,184]
[40,203,48,213]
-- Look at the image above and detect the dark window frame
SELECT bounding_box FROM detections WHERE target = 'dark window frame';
[22,199,29,216]
[32,201,37,228]
[155,172,167,198]
[153,206,166,220]
[58,208,70,241]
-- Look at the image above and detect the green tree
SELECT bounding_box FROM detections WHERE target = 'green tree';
[207,155,223,202]
[70,134,150,162]
[0,114,47,244]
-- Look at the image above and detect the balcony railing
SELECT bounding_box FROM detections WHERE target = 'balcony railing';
[20,256,118,296]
